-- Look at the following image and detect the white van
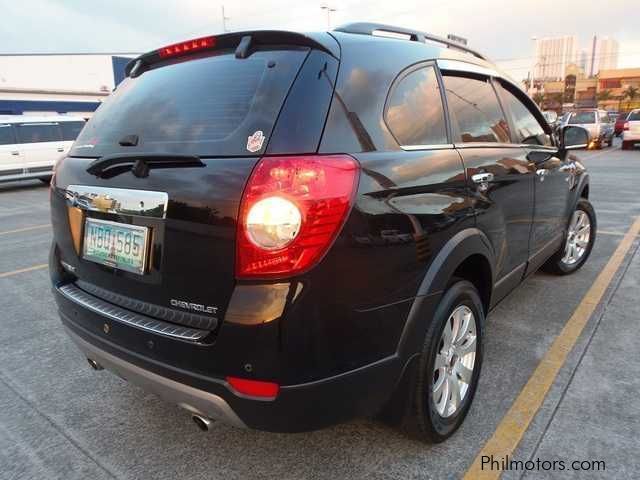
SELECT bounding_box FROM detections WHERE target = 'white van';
[0,115,86,183]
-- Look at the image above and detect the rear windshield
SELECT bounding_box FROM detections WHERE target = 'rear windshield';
[568,112,596,124]
[72,48,309,157]
[628,111,640,121]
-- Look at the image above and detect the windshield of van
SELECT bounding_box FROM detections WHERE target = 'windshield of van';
[72,48,309,158]
[568,112,596,124]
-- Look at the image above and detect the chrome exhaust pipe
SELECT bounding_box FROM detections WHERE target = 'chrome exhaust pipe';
[87,358,103,371]
[192,414,213,432]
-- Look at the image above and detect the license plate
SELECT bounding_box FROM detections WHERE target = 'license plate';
[82,218,149,275]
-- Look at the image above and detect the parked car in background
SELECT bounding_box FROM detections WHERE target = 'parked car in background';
[566,109,614,149]
[49,24,595,443]
[542,110,558,125]
[615,111,630,136]
[0,115,86,183]
[622,109,640,150]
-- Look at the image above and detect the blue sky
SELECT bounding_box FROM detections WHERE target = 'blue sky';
[3,0,640,79]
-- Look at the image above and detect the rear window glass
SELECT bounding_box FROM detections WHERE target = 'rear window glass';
[385,66,448,146]
[0,124,15,145]
[16,123,61,143]
[443,75,511,143]
[60,121,86,141]
[628,111,640,121]
[568,112,595,124]
[72,48,309,157]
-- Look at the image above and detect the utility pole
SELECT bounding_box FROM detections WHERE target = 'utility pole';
[320,4,336,29]
[221,5,230,33]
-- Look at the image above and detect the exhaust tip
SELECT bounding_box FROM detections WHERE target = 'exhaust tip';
[87,358,103,371]
[192,415,212,432]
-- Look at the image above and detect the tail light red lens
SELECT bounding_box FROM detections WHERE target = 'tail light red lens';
[623,122,630,131]
[226,376,280,399]
[158,36,216,58]
[236,155,359,279]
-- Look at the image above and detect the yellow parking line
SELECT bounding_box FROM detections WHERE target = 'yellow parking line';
[0,224,50,236]
[464,216,640,480]
[0,264,48,279]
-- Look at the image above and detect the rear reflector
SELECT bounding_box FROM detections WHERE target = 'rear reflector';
[158,36,216,58]
[226,376,280,399]
[236,155,359,279]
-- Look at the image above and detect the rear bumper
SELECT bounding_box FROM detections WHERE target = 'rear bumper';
[65,326,247,429]
[57,300,403,432]
[622,131,640,141]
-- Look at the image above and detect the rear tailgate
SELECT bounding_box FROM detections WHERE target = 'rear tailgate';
[51,37,337,333]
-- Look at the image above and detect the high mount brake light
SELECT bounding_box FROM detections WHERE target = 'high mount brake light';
[158,36,216,58]
[236,155,360,279]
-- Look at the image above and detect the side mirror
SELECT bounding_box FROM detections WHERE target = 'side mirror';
[561,125,589,150]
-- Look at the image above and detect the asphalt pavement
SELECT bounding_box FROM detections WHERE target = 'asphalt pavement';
[1,140,639,480]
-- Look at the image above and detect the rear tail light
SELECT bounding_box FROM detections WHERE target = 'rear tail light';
[226,376,280,399]
[236,155,359,279]
[158,36,216,58]
[623,122,630,131]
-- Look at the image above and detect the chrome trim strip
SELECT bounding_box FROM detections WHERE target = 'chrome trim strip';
[64,185,168,219]
[454,142,524,149]
[401,143,454,151]
[64,327,247,429]
[58,284,208,342]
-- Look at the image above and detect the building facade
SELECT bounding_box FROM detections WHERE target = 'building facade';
[0,54,133,118]
[533,36,577,81]
[587,36,619,77]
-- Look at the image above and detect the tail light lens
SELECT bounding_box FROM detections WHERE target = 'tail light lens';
[236,155,359,279]
[623,122,630,131]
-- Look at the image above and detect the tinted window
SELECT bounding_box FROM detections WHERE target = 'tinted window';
[498,84,551,146]
[59,121,85,141]
[0,124,15,145]
[73,49,308,157]
[568,112,596,124]
[628,111,640,121]
[16,123,61,143]
[386,66,447,146]
[443,75,510,143]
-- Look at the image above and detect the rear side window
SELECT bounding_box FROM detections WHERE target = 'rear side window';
[442,75,511,143]
[568,112,595,124]
[72,48,309,157]
[628,111,640,121]
[16,123,62,143]
[0,124,15,145]
[60,121,85,141]
[498,83,551,146]
[385,66,448,146]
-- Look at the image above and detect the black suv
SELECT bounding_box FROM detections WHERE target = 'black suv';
[49,23,595,442]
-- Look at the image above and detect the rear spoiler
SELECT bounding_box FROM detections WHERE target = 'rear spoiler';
[125,30,340,77]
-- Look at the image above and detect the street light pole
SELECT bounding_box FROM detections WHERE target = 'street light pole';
[320,4,336,29]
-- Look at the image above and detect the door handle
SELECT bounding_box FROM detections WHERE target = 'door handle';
[471,172,494,184]
[57,147,64,152]
[471,172,494,192]
[11,151,19,156]
[536,169,549,181]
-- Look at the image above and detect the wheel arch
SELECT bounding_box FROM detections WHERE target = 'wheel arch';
[397,228,495,359]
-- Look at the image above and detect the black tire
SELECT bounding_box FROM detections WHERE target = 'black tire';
[542,198,596,275]
[400,280,484,443]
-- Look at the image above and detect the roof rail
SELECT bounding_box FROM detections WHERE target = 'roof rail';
[333,22,486,60]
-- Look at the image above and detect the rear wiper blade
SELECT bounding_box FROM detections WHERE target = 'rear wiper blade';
[86,153,204,178]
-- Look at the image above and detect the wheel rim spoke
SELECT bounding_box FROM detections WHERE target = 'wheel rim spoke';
[431,305,477,418]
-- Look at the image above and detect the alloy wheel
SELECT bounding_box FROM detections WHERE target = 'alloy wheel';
[562,210,591,265]
[432,305,477,418]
